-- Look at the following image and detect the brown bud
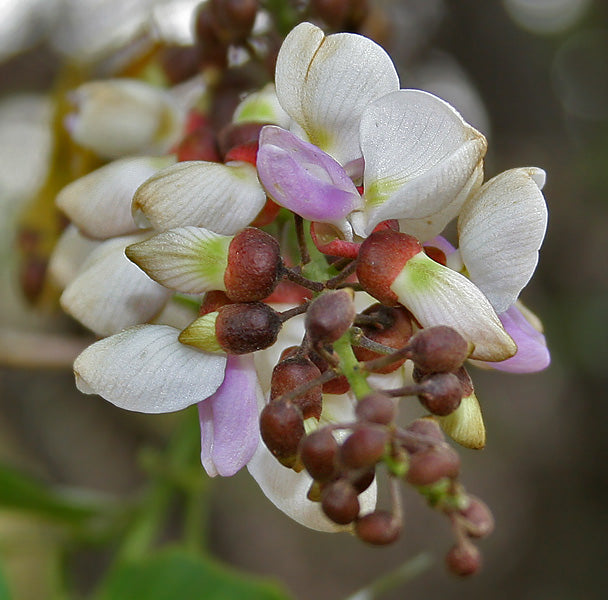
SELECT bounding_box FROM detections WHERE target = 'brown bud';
[271,356,322,420]
[355,392,396,425]
[401,418,444,454]
[160,45,204,85]
[299,429,339,481]
[216,302,281,354]
[260,399,305,468]
[193,3,227,67]
[409,326,469,374]
[405,445,460,486]
[174,126,220,162]
[417,372,463,416]
[218,122,265,158]
[351,468,376,494]
[309,350,350,394]
[460,496,494,539]
[353,305,413,373]
[356,230,422,306]
[340,426,388,470]
[211,0,258,43]
[355,510,401,545]
[321,479,360,524]
[446,541,482,577]
[305,289,356,345]
[199,290,232,316]
[224,228,282,302]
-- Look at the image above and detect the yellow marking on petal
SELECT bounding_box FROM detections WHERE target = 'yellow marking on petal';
[365,177,406,208]
[437,393,486,449]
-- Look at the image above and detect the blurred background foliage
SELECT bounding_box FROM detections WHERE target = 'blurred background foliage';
[0,0,607,598]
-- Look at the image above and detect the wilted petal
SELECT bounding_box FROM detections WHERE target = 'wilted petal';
[66,79,184,159]
[391,251,516,361]
[257,126,361,222]
[485,304,550,373]
[56,156,176,239]
[275,22,399,166]
[74,324,227,413]
[126,227,231,294]
[398,164,484,242]
[198,354,261,477]
[60,234,171,336]
[132,161,266,235]
[232,83,291,127]
[47,225,100,288]
[361,90,487,233]
[458,167,548,313]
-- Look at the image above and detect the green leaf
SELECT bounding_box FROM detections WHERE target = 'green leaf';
[0,562,11,600]
[97,549,292,600]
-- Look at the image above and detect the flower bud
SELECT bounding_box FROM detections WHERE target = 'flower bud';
[460,496,494,538]
[353,305,413,373]
[321,479,360,525]
[199,290,232,316]
[340,426,389,470]
[271,356,322,420]
[224,228,282,302]
[260,399,305,468]
[401,418,444,454]
[309,350,350,394]
[355,510,401,546]
[355,392,396,425]
[417,372,463,416]
[174,126,220,162]
[218,122,265,158]
[356,230,422,306]
[299,429,339,481]
[445,541,482,577]
[405,445,460,486]
[409,326,470,373]
[351,468,376,494]
[211,0,258,43]
[180,302,281,354]
[305,289,356,345]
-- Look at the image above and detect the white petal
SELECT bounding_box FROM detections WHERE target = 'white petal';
[60,234,171,336]
[132,161,266,235]
[56,156,175,239]
[232,83,291,127]
[391,251,516,361]
[126,227,231,293]
[458,167,548,313]
[66,79,184,159]
[74,324,227,413]
[361,90,487,233]
[47,225,100,288]
[399,164,484,242]
[275,22,399,166]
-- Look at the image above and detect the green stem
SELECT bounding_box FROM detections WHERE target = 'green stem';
[344,553,434,600]
[333,331,371,399]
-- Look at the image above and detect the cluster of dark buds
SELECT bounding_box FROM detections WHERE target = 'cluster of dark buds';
[195,218,494,576]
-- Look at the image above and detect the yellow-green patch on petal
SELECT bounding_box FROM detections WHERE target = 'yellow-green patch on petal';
[437,392,486,449]
[179,312,223,353]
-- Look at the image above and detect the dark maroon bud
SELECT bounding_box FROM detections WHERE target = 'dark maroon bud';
[355,510,401,545]
[306,289,356,345]
[309,350,350,394]
[160,45,204,85]
[310,0,349,28]
[216,302,281,354]
[193,3,227,67]
[356,230,422,306]
[409,326,469,374]
[446,541,482,577]
[423,245,447,266]
[417,372,463,417]
[340,427,389,470]
[218,121,265,159]
[401,418,444,454]
[211,0,258,43]
[351,468,376,494]
[353,305,413,373]
[355,392,396,425]
[321,479,360,525]
[405,445,461,486]
[175,126,220,162]
[271,356,322,420]
[260,399,305,468]
[460,496,495,539]
[199,290,232,316]
[224,228,282,302]
[299,429,339,481]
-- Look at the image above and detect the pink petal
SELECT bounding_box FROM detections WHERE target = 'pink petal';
[198,354,261,477]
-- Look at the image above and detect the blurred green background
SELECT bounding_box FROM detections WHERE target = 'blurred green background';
[1,0,606,598]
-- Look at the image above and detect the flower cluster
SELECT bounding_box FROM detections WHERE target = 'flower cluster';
[51,16,549,575]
